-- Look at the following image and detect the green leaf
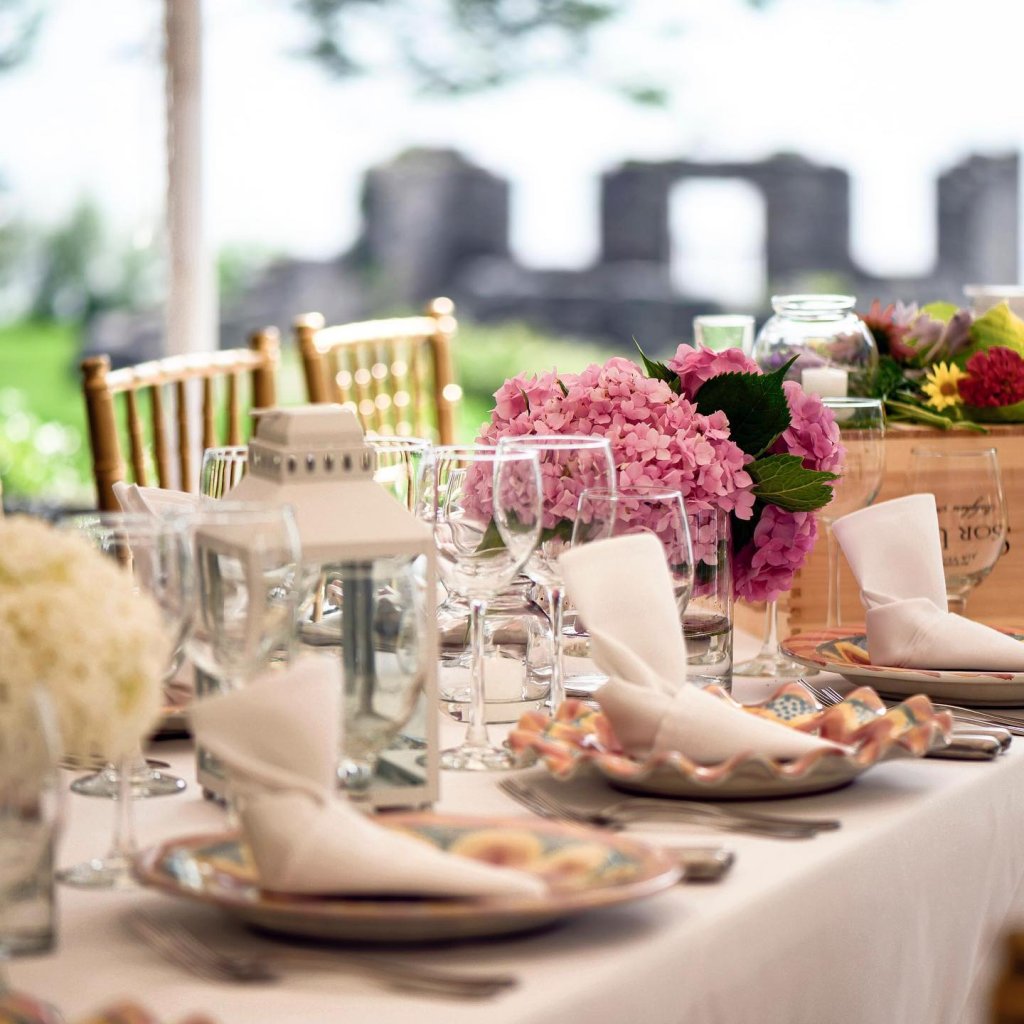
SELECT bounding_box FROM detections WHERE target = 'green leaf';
[870,356,907,400]
[556,378,569,397]
[476,519,506,552]
[747,453,839,513]
[518,387,531,414]
[921,301,959,324]
[963,301,1024,360]
[633,338,682,394]
[693,357,796,457]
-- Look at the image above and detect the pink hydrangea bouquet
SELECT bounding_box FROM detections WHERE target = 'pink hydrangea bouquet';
[478,345,845,602]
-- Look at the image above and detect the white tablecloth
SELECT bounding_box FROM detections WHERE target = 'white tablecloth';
[13,674,1024,1024]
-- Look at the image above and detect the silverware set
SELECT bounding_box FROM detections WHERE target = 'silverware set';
[499,777,838,840]
[799,680,1015,759]
[127,912,517,999]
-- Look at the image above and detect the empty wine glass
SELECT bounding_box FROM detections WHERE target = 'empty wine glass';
[422,444,542,770]
[496,435,616,708]
[908,446,1008,615]
[821,398,886,627]
[57,515,190,889]
[367,435,432,511]
[200,445,248,499]
[58,514,192,801]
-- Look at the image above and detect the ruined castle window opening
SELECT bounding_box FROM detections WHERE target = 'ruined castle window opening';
[669,179,766,309]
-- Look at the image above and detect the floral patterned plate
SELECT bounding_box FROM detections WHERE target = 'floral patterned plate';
[781,628,1024,707]
[509,684,952,800]
[134,814,680,942]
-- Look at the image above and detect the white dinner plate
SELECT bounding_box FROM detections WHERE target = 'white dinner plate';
[781,628,1024,707]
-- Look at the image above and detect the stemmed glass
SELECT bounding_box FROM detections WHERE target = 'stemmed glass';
[423,444,542,770]
[367,436,432,511]
[908,447,1008,615]
[821,398,886,627]
[57,514,191,889]
[496,435,616,708]
[58,514,193,799]
[200,445,248,499]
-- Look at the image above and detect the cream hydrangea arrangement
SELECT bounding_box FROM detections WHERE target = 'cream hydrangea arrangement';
[0,516,169,759]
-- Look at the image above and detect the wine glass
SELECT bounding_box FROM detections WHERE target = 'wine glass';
[908,447,1008,615]
[496,435,616,708]
[57,514,190,889]
[200,445,248,499]
[366,435,432,511]
[571,485,693,690]
[820,398,885,627]
[422,444,542,770]
[58,514,193,800]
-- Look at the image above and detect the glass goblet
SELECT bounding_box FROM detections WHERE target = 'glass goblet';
[57,515,191,890]
[200,445,248,499]
[908,446,1008,615]
[571,485,693,691]
[58,513,193,800]
[820,397,886,628]
[423,445,542,770]
[366,435,432,512]
[496,435,616,709]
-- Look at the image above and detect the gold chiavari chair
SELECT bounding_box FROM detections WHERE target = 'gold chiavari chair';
[81,329,280,511]
[295,297,460,444]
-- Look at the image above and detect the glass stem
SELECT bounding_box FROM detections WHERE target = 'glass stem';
[546,584,565,709]
[466,598,491,749]
[109,754,137,865]
[826,524,841,629]
[947,593,967,616]
[756,600,780,659]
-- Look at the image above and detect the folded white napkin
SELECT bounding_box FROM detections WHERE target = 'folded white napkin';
[112,481,202,519]
[832,494,1024,670]
[190,658,546,899]
[559,534,840,763]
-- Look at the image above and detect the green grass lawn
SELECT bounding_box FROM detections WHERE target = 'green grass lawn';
[0,317,617,504]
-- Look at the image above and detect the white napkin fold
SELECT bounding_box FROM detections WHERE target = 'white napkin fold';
[112,481,202,519]
[832,494,1024,670]
[190,658,546,899]
[559,534,841,763]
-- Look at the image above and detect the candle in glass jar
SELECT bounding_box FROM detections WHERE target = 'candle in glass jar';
[801,366,848,398]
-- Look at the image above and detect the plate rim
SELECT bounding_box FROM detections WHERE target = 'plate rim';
[133,813,682,925]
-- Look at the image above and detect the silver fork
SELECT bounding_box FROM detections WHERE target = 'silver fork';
[803,680,1018,738]
[128,912,517,998]
[499,778,830,838]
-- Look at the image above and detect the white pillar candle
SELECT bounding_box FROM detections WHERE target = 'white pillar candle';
[801,366,849,398]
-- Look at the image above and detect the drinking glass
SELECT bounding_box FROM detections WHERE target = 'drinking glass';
[57,515,190,889]
[367,435,432,511]
[496,435,616,709]
[908,447,1008,614]
[821,397,886,627]
[423,445,542,770]
[200,445,248,499]
[187,503,302,692]
[58,514,193,800]
[693,314,755,354]
[0,688,60,957]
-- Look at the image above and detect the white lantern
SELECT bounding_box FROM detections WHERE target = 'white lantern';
[227,406,438,809]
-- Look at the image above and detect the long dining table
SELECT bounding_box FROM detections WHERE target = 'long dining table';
[12,641,1024,1024]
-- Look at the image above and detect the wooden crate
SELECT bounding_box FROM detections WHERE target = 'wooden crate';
[738,423,1024,637]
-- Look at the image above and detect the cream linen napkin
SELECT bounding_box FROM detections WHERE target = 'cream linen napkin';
[112,481,202,519]
[832,494,1024,670]
[558,534,841,763]
[189,658,546,899]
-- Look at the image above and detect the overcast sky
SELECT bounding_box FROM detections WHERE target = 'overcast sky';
[1,0,1022,307]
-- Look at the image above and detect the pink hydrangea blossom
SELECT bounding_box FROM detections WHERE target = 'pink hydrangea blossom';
[479,344,843,601]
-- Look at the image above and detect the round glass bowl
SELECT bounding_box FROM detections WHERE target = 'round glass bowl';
[753,294,878,396]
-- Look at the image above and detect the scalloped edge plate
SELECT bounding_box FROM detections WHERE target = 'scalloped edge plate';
[134,814,681,942]
[781,628,1024,707]
[509,684,952,800]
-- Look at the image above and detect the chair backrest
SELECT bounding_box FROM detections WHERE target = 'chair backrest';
[296,297,460,444]
[81,329,280,511]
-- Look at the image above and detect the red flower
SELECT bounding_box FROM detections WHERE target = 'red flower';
[958,346,1024,407]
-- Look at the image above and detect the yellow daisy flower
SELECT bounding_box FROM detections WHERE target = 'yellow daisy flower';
[921,361,966,411]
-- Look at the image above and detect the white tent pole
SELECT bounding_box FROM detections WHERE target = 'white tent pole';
[164,0,215,357]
